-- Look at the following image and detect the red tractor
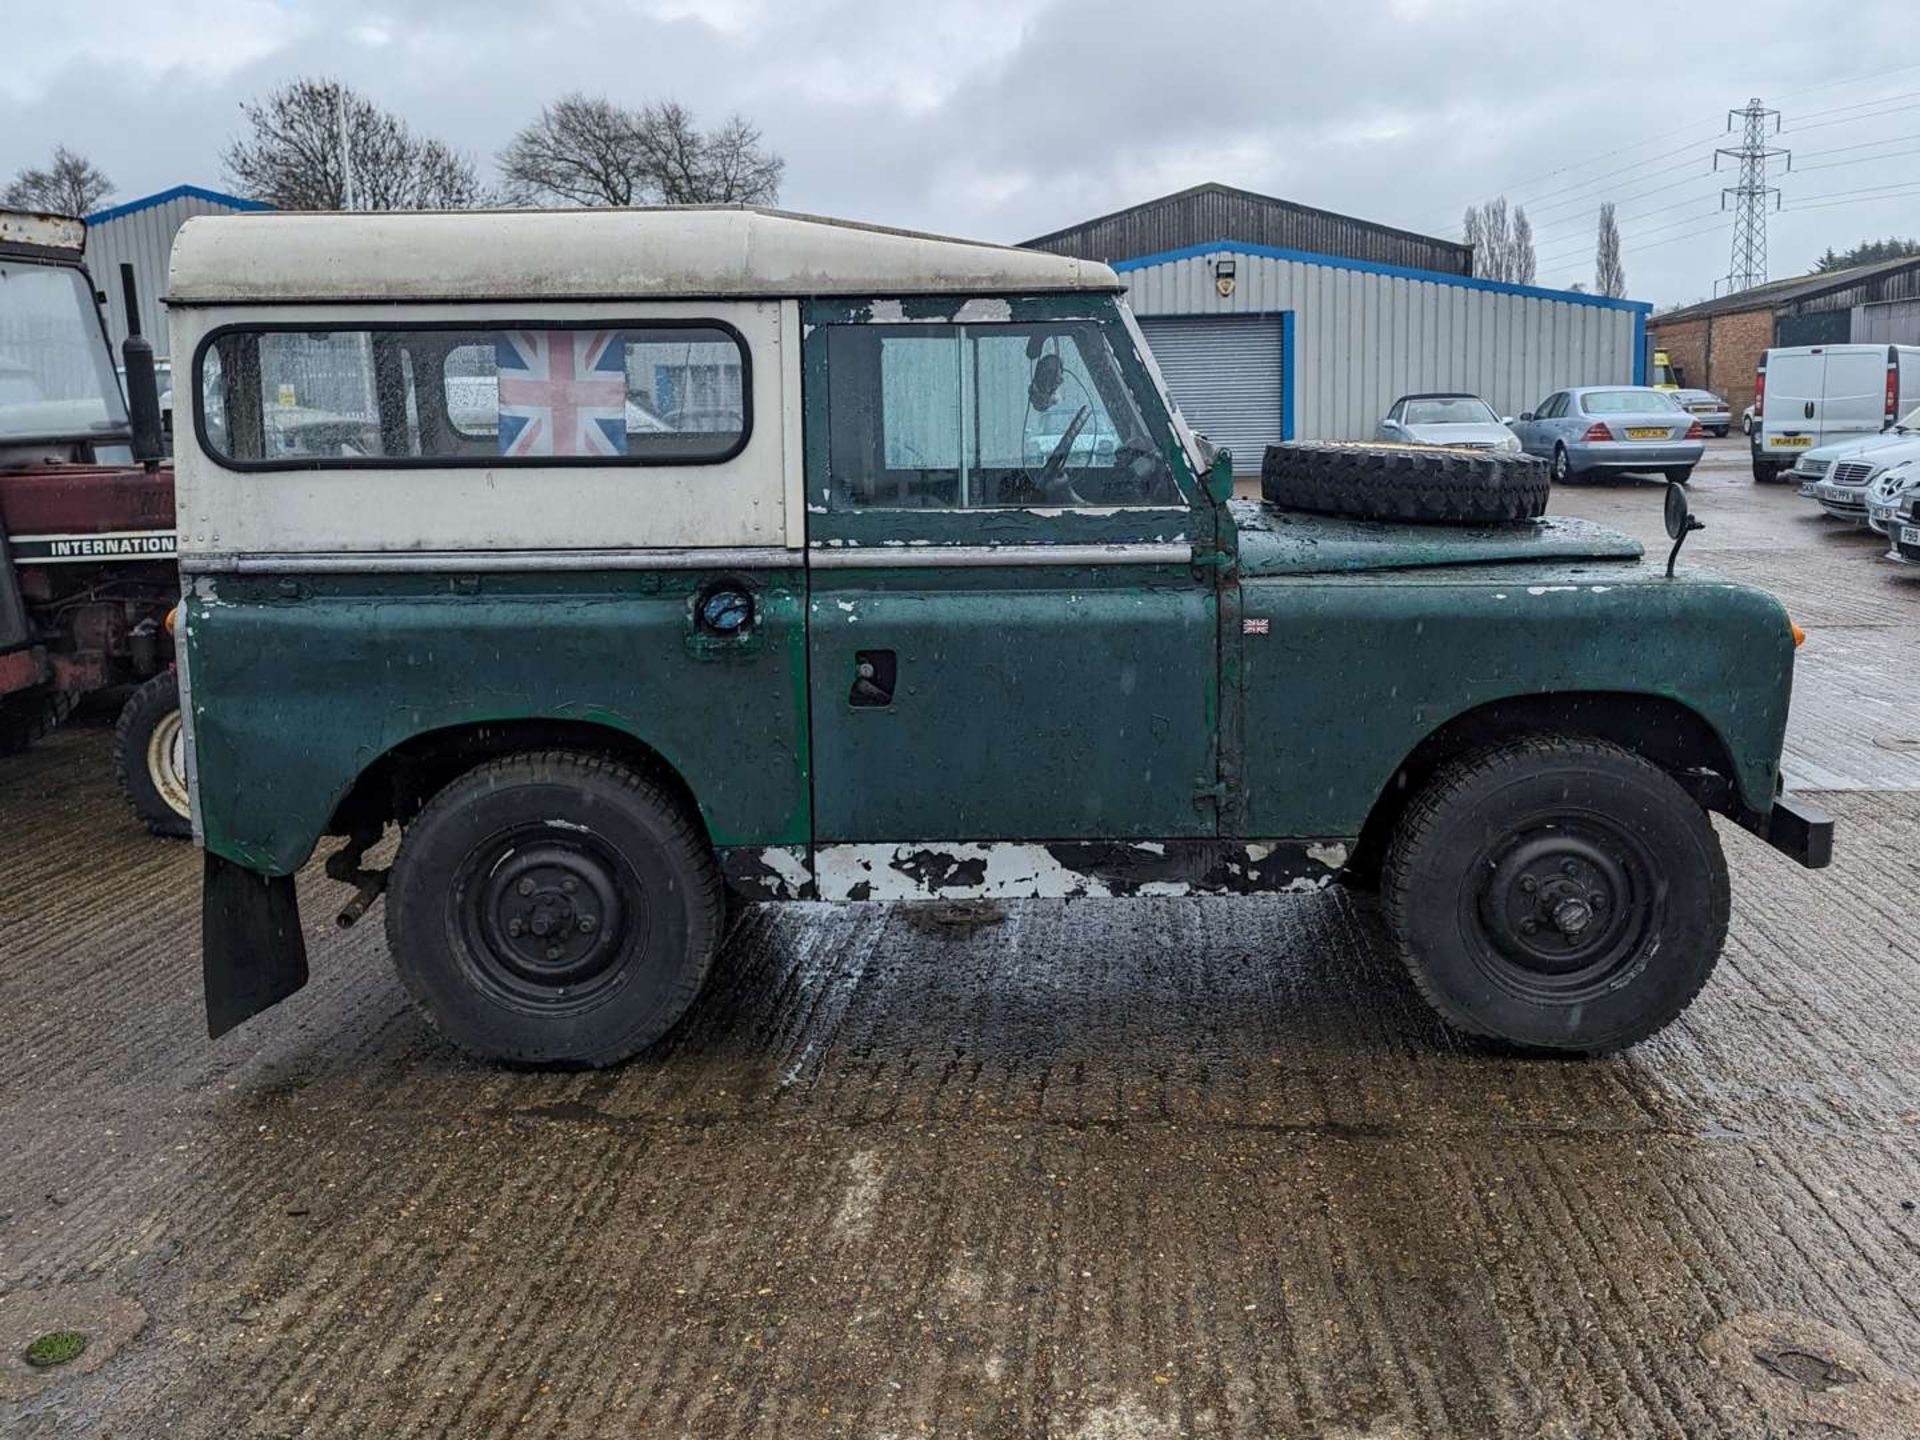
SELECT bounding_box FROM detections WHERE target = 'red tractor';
[0,209,187,834]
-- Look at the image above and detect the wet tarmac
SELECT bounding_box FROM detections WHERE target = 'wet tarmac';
[5,437,1920,1437]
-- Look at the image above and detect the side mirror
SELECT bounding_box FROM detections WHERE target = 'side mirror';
[1663,480,1703,576]
[1501,416,1516,427]
[1203,449,1234,504]
[1518,412,1534,423]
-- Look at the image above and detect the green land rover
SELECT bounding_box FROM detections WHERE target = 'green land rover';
[169,206,1830,1067]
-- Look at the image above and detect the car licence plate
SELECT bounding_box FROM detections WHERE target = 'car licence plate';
[1872,505,1897,522]
[1625,427,1669,440]
[1904,526,1920,547]
[1771,435,1814,448]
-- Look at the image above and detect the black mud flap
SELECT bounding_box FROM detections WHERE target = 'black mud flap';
[203,851,309,1037]
[1744,793,1835,870]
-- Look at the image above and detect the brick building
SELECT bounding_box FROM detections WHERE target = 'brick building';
[1650,255,1920,415]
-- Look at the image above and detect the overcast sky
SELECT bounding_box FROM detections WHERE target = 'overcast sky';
[8,0,1919,307]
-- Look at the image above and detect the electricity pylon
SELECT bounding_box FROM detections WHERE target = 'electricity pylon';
[1715,98,1791,294]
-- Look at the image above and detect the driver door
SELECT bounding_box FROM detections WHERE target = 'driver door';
[801,298,1218,868]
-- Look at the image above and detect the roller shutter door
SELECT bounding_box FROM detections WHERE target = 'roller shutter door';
[1135,314,1285,474]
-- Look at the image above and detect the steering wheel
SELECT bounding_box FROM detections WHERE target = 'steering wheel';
[1037,404,1093,503]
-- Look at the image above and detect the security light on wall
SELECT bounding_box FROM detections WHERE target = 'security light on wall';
[1212,256,1237,298]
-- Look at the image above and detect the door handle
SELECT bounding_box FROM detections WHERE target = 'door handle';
[849,649,896,707]
[1805,401,1816,420]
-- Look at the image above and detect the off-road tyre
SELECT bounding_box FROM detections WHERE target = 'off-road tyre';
[386,749,722,1067]
[1260,442,1550,524]
[113,670,192,838]
[0,687,78,756]
[1381,735,1729,1055]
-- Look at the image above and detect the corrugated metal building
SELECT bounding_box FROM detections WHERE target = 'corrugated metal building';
[1026,184,1650,465]
[84,185,271,358]
[1647,255,1920,414]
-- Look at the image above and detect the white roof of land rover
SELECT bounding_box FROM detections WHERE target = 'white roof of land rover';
[168,205,1120,303]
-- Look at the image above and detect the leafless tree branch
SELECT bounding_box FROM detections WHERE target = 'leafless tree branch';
[3,146,113,216]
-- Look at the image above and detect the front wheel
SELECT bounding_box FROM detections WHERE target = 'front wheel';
[114,670,192,838]
[1382,735,1729,1054]
[385,750,722,1066]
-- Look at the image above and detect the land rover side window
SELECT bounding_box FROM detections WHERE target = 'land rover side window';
[824,320,1178,510]
[196,324,747,468]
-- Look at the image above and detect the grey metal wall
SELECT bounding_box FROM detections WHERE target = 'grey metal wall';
[1120,250,1641,441]
[86,193,256,358]
[1855,300,1920,345]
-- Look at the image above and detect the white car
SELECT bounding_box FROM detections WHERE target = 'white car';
[1805,429,1920,527]
[1790,406,1920,505]
[1377,392,1521,452]
[1865,455,1920,536]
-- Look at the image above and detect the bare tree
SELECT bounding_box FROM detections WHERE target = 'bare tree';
[1464,197,1536,284]
[499,94,783,207]
[685,114,784,204]
[223,78,485,211]
[497,95,648,206]
[4,146,112,216]
[1511,206,1536,285]
[1595,202,1626,298]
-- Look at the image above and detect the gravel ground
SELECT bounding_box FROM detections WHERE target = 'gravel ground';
[5,437,1920,1438]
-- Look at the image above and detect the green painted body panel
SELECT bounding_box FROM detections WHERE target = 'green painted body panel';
[807,563,1216,841]
[1232,500,1644,576]
[1235,562,1794,835]
[183,569,810,876]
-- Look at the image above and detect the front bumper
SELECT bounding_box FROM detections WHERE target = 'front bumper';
[1567,440,1706,471]
[1739,791,1834,869]
[1888,518,1920,564]
[1809,479,1870,523]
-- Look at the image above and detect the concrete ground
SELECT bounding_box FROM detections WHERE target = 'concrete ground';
[6,437,1920,1438]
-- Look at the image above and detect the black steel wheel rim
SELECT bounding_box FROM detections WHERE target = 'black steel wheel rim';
[1464,815,1658,1004]
[451,825,645,1013]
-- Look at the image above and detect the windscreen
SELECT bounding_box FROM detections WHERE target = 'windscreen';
[1404,397,1498,425]
[0,261,128,442]
[1581,389,1679,416]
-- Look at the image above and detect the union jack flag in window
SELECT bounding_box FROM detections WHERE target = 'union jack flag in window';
[496,330,628,457]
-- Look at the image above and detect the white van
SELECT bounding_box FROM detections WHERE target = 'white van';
[1753,343,1920,481]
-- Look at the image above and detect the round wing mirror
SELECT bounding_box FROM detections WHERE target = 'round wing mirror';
[1663,480,1691,540]
[1662,481,1704,576]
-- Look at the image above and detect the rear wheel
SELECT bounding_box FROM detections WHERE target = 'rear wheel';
[385,750,722,1067]
[114,670,191,838]
[1663,466,1694,485]
[1753,455,1783,483]
[1382,735,1728,1054]
[1550,444,1580,484]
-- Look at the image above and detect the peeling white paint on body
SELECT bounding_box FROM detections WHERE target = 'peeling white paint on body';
[818,843,1122,901]
[1306,841,1349,868]
[756,846,812,896]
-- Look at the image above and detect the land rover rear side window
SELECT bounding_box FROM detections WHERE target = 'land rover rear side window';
[196,323,749,469]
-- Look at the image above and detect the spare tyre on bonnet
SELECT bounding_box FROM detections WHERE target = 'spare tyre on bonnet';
[1261,442,1551,525]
